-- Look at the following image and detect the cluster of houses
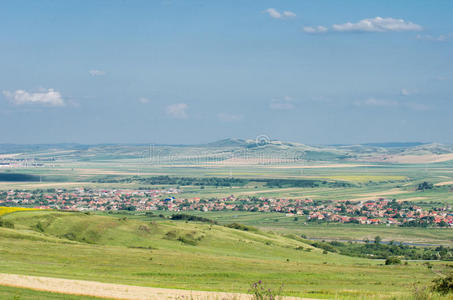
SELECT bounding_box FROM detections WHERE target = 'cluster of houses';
[306,199,453,227]
[0,188,180,211]
[1,189,453,227]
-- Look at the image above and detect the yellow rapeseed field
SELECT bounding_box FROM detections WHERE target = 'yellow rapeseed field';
[0,207,38,216]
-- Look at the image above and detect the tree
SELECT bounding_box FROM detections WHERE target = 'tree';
[374,236,382,244]
[417,181,434,191]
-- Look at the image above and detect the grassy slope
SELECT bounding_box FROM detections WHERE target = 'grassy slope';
[0,211,444,299]
[169,211,453,246]
[0,285,101,300]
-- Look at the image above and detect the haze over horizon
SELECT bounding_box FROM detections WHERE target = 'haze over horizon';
[1,0,452,145]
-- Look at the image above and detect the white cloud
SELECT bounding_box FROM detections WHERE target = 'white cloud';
[217,113,243,122]
[138,97,150,104]
[355,98,398,108]
[303,26,328,34]
[264,8,296,19]
[400,89,410,96]
[89,69,106,76]
[270,96,294,110]
[333,17,422,32]
[166,103,188,119]
[3,88,65,106]
[282,11,296,18]
[304,17,422,34]
[416,33,452,42]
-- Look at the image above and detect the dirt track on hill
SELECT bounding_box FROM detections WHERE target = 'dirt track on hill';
[0,273,314,300]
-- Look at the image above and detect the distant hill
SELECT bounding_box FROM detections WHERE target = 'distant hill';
[1,139,452,164]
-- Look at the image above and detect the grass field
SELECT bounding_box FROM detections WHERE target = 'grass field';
[0,210,449,299]
[0,285,101,300]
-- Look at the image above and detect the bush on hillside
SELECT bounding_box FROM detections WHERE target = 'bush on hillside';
[385,256,402,265]
[170,213,218,224]
[432,272,453,295]
[0,218,14,229]
[225,223,258,232]
[418,181,434,191]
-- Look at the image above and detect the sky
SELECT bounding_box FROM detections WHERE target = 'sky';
[1,0,453,145]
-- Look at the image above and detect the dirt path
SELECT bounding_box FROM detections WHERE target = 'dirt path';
[0,273,313,300]
[435,181,453,186]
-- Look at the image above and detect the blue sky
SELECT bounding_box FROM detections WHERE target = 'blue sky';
[1,0,453,144]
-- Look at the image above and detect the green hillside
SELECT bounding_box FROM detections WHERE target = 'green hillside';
[0,210,446,299]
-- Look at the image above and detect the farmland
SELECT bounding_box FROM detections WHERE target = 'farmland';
[1,141,453,298]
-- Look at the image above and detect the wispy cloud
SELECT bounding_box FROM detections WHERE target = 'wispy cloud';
[416,33,453,42]
[3,88,65,106]
[303,26,328,34]
[305,17,422,34]
[217,113,243,122]
[354,98,398,108]
[166,103,188,119]
[400,89,410,96]
[264,8,296,19]
[89,69,106,76]
[270,96,294,110]
[406,103,430,111]
[400,88,418,96]
[355,98,429,111]
[138,97,150,104]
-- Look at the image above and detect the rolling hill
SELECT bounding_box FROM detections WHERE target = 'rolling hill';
[0,210,440,299]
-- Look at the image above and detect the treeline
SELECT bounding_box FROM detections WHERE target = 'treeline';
[308,238,453,260]
[93,175,248,187]
[92,175,351,188]
[0,173,39,182]
[170,213,218,224]
[258,178,352,188]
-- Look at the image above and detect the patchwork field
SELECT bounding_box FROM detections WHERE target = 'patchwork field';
[1,142,453,299]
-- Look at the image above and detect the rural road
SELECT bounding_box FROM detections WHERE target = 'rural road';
[0,273,316,300]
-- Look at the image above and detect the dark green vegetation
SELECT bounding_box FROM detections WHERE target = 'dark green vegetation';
[169,213,218,224]
[91,175,351,188]
[308,238,453,260]
[0,173,39,182]
[0,210,448,299]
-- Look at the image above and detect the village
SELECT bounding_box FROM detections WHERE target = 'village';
[1,188,452,227]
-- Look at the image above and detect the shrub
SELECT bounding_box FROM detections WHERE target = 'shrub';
[385,256,402,265]
[226,223,258,232]
[33,222,45,232]
[177,236,198,246]
[249,280,283,300]
[432,272,453,295]
[0,218,14,229]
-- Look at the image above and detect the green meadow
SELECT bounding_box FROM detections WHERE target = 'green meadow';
[0,210,450,299]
